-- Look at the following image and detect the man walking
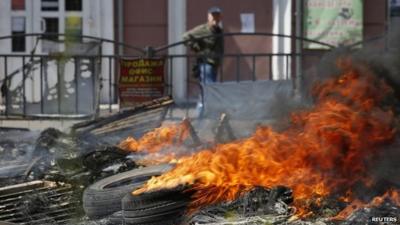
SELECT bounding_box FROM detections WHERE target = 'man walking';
[183,6,224,84]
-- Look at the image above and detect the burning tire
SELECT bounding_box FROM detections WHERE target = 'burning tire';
[82,164,172,219]
[121,187,192,224]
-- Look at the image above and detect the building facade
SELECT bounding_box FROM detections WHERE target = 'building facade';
[0,0,114,54]
[0,0,114,115]
[115,0,391,103]
[0,0,394,114]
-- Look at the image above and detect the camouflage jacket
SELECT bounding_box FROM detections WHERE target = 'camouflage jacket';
[183,23,224,67]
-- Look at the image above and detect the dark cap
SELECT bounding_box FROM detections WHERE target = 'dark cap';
[208,6,222,14]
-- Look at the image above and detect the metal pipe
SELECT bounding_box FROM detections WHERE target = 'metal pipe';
[286,54,289,79]
[236,55,240,82]
[116,56,120,107]
[74,57,79,114]
[22,56,26,116]
[169,56,173,96]
[109,56,112,112]
[4,56,8,116]
[92,57,96,115]
[57,59,61,114]
[252,55,256,81]
[220,57,224,82]
[269,55,273,80]
[40,57,44,114]
[0,33,145,54]
[155,32,336,53]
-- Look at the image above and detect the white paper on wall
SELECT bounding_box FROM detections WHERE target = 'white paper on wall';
[240,13,255,33]
[12,17,25,32]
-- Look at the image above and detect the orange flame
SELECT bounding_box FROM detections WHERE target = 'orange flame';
[119,122,189,154]
[118,122,192,165]
[333,189,400,220]
[133,61,397,217]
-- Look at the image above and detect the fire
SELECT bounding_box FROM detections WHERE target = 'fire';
[119,122,189,154]
[119,121,192,164]
[333,189,400,220]
[133,60,398,217]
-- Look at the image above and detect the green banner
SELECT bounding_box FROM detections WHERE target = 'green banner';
[304,0,363,49]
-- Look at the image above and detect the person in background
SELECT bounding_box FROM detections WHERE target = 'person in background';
[183,6,224,84]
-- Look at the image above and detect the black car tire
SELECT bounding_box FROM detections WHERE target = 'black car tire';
[122,187,191,218]
[82,164,173,219]
[121,187,193,225]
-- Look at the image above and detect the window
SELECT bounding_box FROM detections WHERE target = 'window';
[43,18,59,41]
[41,0,59,11]
[42,18,59,52]
[65,0,82,11]
[12,17,26,52]
[65,17,82,42]
[391,0,400,17]
[12,0,25,10]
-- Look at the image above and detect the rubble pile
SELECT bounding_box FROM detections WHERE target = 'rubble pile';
[189,186,400,225]
[0,181,78,225]
[189,186,294,224]
[0,127,139,225]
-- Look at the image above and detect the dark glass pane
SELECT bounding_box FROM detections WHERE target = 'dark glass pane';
[65,0,82,11]
[12,17,26,52]
[391,0,400,17]
[12,33,26,52]
[41,0,59,11]
[12,0,25,10]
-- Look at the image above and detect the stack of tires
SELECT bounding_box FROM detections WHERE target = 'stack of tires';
[82,164,192,224]
[82,164,173,221]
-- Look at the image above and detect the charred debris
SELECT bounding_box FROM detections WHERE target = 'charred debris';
[0,126,137,224]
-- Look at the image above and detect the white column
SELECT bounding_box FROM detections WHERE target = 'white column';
[168,0,187,103]
[0,0,11,54]
[101,0,114,53]
[272,0,292,80]
[0,0,10,105]
[100,0,114,104]
[117,0,124,55]
[83,0,101,37]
